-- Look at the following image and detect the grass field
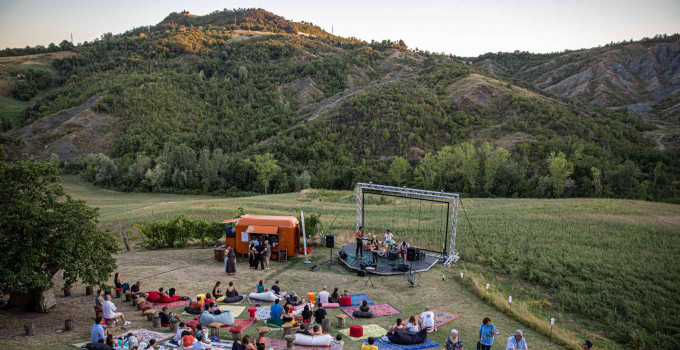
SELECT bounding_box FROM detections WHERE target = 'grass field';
[21,176,677,349]
[0,96,29,126]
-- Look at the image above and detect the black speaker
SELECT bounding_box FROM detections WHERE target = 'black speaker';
[359,262,368,270]
[339,251,348,259]
[395,264,409,272]
[407,247,417,262]
[326,235,335,248]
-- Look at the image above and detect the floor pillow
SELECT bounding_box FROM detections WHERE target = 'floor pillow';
[199,310,234,326]
[146,291,180,303]
[340,296,351,306]
[184,306,202,315]
[387,329,428,345]
[322,303,340,308]
[267,318,284,327]
[249,291,277,302]
[216,296,225,303]
[352,310,373,318]
[222,295,245,303]
[294,334,333,346]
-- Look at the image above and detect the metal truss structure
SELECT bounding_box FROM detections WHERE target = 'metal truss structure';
[354,183,460,265]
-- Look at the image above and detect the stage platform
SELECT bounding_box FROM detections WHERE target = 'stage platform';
[337,243,440,275]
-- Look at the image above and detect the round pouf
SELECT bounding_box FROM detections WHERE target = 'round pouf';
[248,307,257,319]
[339,296,351,306]
[349,325,363,338]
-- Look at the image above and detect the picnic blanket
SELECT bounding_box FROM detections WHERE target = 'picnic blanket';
[219,304,246,318]
[74,329,173,348]
[292,302,314,316]
[152,299,190,309]
[261,337,331,350]
[342,303,401,319]
[159,338,234,350]
[255,305,271,320]
[343,293,375,307]
[221,317,255,331]
[363,338,439,350]
[338,324,387,341]
[411,308,460,328]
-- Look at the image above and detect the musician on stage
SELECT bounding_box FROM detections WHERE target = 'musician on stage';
[355,226,365,259]
[370,235,380,265]
[384,229,395,246]
[398,241,410,265]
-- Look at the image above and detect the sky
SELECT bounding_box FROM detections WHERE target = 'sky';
[1,0,679,57]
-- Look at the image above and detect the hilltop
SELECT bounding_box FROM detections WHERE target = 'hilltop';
[0,8,678,204]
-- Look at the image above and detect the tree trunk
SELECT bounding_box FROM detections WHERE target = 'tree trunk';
[63,288,72,297]
[65,318,73,331]
[86,286,93,295]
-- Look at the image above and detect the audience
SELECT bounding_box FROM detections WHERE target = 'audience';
[445,329,463,350]
[301,305,313,324]
[144,339,157,350]
[175,322,189,344]
[257,280,268,293]
[329,288,340,303]
[212,281,224,297]
[359,300,370,313]
[94,289,104,310]
[362,337,378,350]
[296,323,310,335]
[272,280,281,295]
[114,273,130,293]
[421,306,436,332]
[226,281,239,298]
[310,325,323,336]
[181,330,195,348]
[159,306,180,325]
[194,323,207,341]
[126,333,140,349]
[583,339,593,349]
[390,318,405,334]
[102,294,130,325]
[90,317,106,344]
[192,333,212,350]
[269,299,284,326]
[506,330,528,350]
[242,335,256,350]
[314,303,326,325]
[318,286,330,304]
[406,316,419,332]
[331,334,344,350]
[130,281,148,298]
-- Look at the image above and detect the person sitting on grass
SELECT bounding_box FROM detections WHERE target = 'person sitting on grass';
[314,303,326,325]
[296,323,310,335]
[174,322,189,344]
[329,288,340,303]
[269,299,284,326]
[90,317,106,344]
[301,305,313,324]
[242,335,256,350]
[102,294,130,325]
[582,339,593,349]
[282,305,295,325]
[203,293,215,305]
[319,286,330,304]
[257,280,268,293]
[362,337,378,350]
[160,306,181,326]
[194,324,207,341]
[126,332,141,349]
[331,334,344,350]
[207,301,221,315]
[445,329,463,350]
[212,281,224,298]
[310,325,323,336]
[420,306,436,332]
[144,339,157,350]
[271,280,281,295]
[342,289,349,297]
[226,281,238,298]
[359,300,370,313]
[406,316,419,332]
[192,333,212,350]
[390,318,405,334]
[181,330,195,348]
[286,292,302,306]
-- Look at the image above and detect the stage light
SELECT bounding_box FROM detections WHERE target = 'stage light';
[550,318,555,326]
[509,295,512,304]
[485,283,490,291]
[460,272,464,279]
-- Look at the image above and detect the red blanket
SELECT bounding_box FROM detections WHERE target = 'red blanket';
[146,291,180,303]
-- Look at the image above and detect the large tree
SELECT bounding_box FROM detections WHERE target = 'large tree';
[0,159,117,297]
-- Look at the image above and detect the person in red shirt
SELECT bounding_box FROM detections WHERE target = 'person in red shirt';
[355,226,364,259]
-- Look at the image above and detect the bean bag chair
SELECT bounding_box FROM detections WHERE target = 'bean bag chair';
[339,296,351,306]
[352,310,373,318]
[249,291,277,302]
[184,306,202,315]
[294,334,333,346]
[85,343,114,350]
[199,310,234,326]
[222,295,245,303]
[322,303,340,308]
[147,291,181,303]
[387,329,428,345]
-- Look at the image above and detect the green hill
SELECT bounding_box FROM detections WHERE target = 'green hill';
[1,8,678,203]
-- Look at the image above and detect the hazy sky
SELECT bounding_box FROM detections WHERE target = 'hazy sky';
[1,0,679,56]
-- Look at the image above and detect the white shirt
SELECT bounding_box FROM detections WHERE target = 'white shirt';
[406,322,418,332]
[385,232,393,241]
[102,300,117,319]
[506,335,528,350]
[421,311,435,328]
[176,327,188,341]
[319,290,330,304]
[192,341,213,349]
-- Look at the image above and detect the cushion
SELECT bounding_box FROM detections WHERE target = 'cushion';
[349,325,363,338]
[267,318,284,327]
[196,293,206,302]
[339,296,351,306]
[387,329,428,345]
[223,295,245,303]
[114,288,124,291]
[215,296,225,303]
[186,319,199,329]
[146,290,181,303]
[294,334,333,346]
[322,303,340,308]
[249,291,277,302]
[139,303,152,310]
[184,306,202,315]
[199,310,234,327]
[229,325,244,334]
[352,310,373,318]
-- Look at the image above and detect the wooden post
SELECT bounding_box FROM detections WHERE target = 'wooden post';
[170,318,180,333]
[322,318,330,333]
[63,288,72,297]
[24,323,35,336]
[115,289,123,298]
[125,292,132,302]
[119,223,130,252]
[65,318,73,331]
[86,286,93,295]
[152,312,161,328]
[285,334,296,350]
[258,326,270,339]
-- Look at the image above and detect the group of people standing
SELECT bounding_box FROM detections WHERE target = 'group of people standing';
[248,239,272,270]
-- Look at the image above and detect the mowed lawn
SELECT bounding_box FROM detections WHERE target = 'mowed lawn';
[57,177,680,349]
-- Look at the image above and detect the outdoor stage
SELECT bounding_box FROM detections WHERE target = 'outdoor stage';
[336,243,440,275]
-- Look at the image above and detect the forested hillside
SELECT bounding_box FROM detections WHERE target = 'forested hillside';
[1,8,678,202]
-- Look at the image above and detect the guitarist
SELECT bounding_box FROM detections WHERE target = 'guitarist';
[355,226,365,259]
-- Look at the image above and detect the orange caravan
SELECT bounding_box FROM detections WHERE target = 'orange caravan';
[223,214,301,259]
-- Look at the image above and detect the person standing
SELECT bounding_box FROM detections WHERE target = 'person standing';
[249,241,257,269]
[445,329,463,350]
[478,317,499,350]
[355,226,364,259]
[225,245,236,275]
[255,240,266,270]
[264,240,272,270]
[505,330,528,350]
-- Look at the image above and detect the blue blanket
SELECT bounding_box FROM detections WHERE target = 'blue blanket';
[362,338,439,350]
[344,293,376,307]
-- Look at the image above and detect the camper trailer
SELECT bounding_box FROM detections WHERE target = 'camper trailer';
[223,214,300,259]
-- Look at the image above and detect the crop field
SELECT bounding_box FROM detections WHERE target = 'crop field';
[58,177,680,349]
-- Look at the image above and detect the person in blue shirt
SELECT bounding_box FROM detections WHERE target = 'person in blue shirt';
[478,317,499,349]
[270,299,284,319]
[271,281,281,295]
[90,317,106,343]
[505,330,528,350]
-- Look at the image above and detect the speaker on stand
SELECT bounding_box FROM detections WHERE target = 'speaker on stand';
[321,235,339,269]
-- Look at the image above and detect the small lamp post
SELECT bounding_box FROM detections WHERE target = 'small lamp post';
[550,318,555,342]
[460,272,464,292]
[508,296,513,324]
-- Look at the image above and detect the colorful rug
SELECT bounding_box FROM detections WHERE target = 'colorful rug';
[342,303,401,319]
[261,337,331,350]
[338,324,387,341]
[220,317,255,331]
[363,338,439,350]
[344,293,375,307]
[153,299,190,309]
[255,305,271,320]
[219,304,246,318]
[411,308,460,328]
[74,329,173,348]
[292,302,314,316]
[159,338,234,350]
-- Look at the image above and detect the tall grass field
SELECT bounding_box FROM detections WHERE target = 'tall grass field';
[62,177,680,349]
